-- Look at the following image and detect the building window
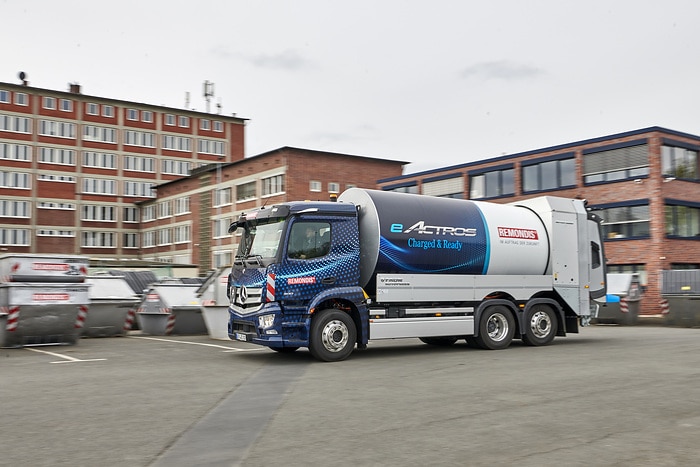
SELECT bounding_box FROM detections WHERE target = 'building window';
[142,231,156,248]
[123,207,139,223]
[158,200,172,218]
[0,90,8,103]
[82,205,116,222]
[124,181,155,197]
[422,176,464,198]
[0,171,30,189]
[38,202,75,210]
[38,174,75,183]
[174,197,190,215]
[178,116,189,128]
[162,159,190,176]
[594,201,650,240]
[200,119,210,130]
[0,200,29,218]
[127,108,138,121]
[158,228,172,246]
[310,180,322,192]
[522,155,576,193]
[102,105,114,117]
[142,205,156,222]
[174,225,191,243]
[262,175,285,196]
[0,143,31,161]
[214,121,223,132]
[86,103,99,115]
[81,231,116,248]
[40,147,75,165]
[385,184,419,194]
[124,155,155,172]
[469,166,515,199]
[83,125,116,143]
[0,114,31,133]
[82,178,116,195]
[60,99,72,112]
[165,114,175,126]
[142,111,153,123]
[15,93,28,106]
[213,250,232,268]
[197,139,225,155]
[83,151,116,169]
[125,130,155,147]
[665,201,700,238]
[124,233,139,248]
[662,144,698,180]
[162,135,191,152]
[38,229,74,237]
[40,120,76,138]
[43,97,56,109]
[607,264,647,287]
[0,228,29,246]
[214,187,232,206]
[237,181,256,201]
[582,142,649,184]
[328,182,340,194]
[213,218,232,238]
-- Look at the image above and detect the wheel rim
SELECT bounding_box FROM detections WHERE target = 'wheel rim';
[486,313,509,342]
[530,310,552,338]
[321,319,349,353]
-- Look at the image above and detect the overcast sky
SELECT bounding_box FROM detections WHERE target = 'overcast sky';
[3,0,700,174]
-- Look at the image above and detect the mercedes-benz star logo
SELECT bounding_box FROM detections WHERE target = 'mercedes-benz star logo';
[238,286,248,304]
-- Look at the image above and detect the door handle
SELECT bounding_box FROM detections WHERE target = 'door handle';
[321,277,336,285]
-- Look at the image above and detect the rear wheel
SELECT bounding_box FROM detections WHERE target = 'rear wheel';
[419,336,458,346]
[522,304,557,346]
[475,305,515,350]
[309,309,356,362]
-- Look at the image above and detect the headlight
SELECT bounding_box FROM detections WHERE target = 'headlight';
[258,314,275,329]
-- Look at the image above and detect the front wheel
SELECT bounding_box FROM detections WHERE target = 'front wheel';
[475,305,515,350]
[309,309,356,362]
[521,304,557,346]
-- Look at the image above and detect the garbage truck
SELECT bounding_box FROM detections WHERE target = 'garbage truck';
[227,188,607,361]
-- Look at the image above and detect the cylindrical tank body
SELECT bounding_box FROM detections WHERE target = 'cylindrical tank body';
[337,188,550,289]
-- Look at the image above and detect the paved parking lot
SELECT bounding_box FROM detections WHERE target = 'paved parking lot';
[2,325,700,466]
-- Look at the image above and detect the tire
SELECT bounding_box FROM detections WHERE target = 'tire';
[475,305,515,350]
[270,346,299,353]
[419,336,458,346]
[521,304,557,346]
[309,309,356,362]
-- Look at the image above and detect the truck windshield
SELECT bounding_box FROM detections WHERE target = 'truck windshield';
[238,218,285,260]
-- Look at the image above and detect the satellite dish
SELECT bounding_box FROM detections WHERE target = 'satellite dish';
[18,71,26,80]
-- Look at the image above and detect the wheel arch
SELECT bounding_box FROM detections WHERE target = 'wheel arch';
[474,298,518,338]
[521,298,565,337]
[309,287,366,346]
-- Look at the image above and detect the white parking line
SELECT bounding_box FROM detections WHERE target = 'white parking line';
[25,347,107,363]
[128,335,265,352]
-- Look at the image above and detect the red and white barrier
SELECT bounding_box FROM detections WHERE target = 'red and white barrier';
[74,305,89,329]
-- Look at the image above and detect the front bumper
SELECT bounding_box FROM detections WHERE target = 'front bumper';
[228,305,310,348]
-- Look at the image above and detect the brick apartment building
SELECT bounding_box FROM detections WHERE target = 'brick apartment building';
[0,79,245,258]
[139,147,407,271]
[377,126,700,315]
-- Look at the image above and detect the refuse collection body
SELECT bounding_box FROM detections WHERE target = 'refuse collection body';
[595,273,643,325]
[661,269,700,327]
[83,275,140,337]
[197,268,230,340]
[136,283,207,335]
[0,254,90,348]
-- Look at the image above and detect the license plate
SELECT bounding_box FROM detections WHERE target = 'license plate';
[235,332,247,342]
